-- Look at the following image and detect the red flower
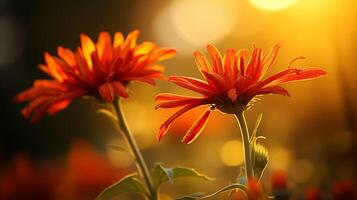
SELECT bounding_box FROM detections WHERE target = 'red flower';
[229,179,263,200]
[305,187,322,200]
[14,30,176,123]
[331,181,356,200]
[271,170,288,191]
[156,44,325,143]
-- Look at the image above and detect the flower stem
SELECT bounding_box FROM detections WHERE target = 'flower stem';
[235,111,253,181]
[112,98,157,200]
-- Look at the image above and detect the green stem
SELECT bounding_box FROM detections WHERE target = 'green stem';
[235,111,253,181]
[112,98,157,200]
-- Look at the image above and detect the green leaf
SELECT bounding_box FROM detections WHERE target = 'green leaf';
[175,192,205,200]
[251,113,263,141]
[97,108,117,122]
[152,163,213,189]
[95,174,148,200]
[107,144,129,153]
[175,183,247,200]
[201,183,247,199]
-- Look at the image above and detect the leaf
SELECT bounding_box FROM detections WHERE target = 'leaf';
[175,192,205,200]
[175,183,247,200]
[152,163,213,189]
[201,183,247,199]
[251,113,263,141]
[107,144,129,153]
[97,108,117,122]
[95,174,148,200]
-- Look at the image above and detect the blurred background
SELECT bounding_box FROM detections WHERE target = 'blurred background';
[0,0,356,199]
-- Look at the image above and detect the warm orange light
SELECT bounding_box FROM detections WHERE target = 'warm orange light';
[248,0,298,11]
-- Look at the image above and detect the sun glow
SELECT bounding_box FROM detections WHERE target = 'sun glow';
[248,0,298,11]
[153,0,238,53]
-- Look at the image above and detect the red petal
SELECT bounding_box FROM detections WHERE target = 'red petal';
[47,99,71,115]
[156,98,207,109]
[169,76,213,96]
[237,49,248,77]
[261,44,281,77]
[201,71,228,91]
[194,51,210,72]
[157,103,201,141]
[155,93,199,102]
[98,82,115,102]
[182,108,211,144]
[112,81,129,98]
[80,33,95,68]
[113,32,124,48]
[273,68,326,84]
[227,88,238,102]
[57,46,76,67]
[255,86,290,97]
[263,68,326,87]
[96,32,112,66]
[206,44,223,74]
[44,53,65,82]
[223,48,236,79]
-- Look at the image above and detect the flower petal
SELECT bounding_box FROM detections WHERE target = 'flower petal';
[96,32,112,62]
[264,68,326,87]
[223,48,237,79]
[113,32,124,48]
[169,76,213,96]
[227,88,238,102]
[207,44,223,74]
[44,53,65,82]
[57,46,76,67]
[237,49,248,76]
[47,99,71,115]
[80,33,96,68]
[261,44,281,77]
[157,103,201,141]
[156,98,207,109]
[182,108,211,144]
[112,81,129,98]
[255,86,290,97]
[98,82,115,102]
[194,51,210,72]
[155,93,200,102]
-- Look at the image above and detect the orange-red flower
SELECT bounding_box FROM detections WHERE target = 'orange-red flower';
[156,44,325,143]
[14,30,175,122]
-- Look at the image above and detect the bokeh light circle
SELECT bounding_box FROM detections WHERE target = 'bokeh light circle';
[220,140,244,166]
[153,0,238,53]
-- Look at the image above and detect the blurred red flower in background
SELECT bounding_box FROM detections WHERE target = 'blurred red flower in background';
[271,170,288,191]
[271,170,291,200]
[14,30,175,123]
[230,179,263,200]
[0,140,127,200]
[156,44,325,143]
[305,187,322,200]
[331,181,357,200]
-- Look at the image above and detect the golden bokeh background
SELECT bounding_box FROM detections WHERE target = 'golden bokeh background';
[0,0,356,199]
